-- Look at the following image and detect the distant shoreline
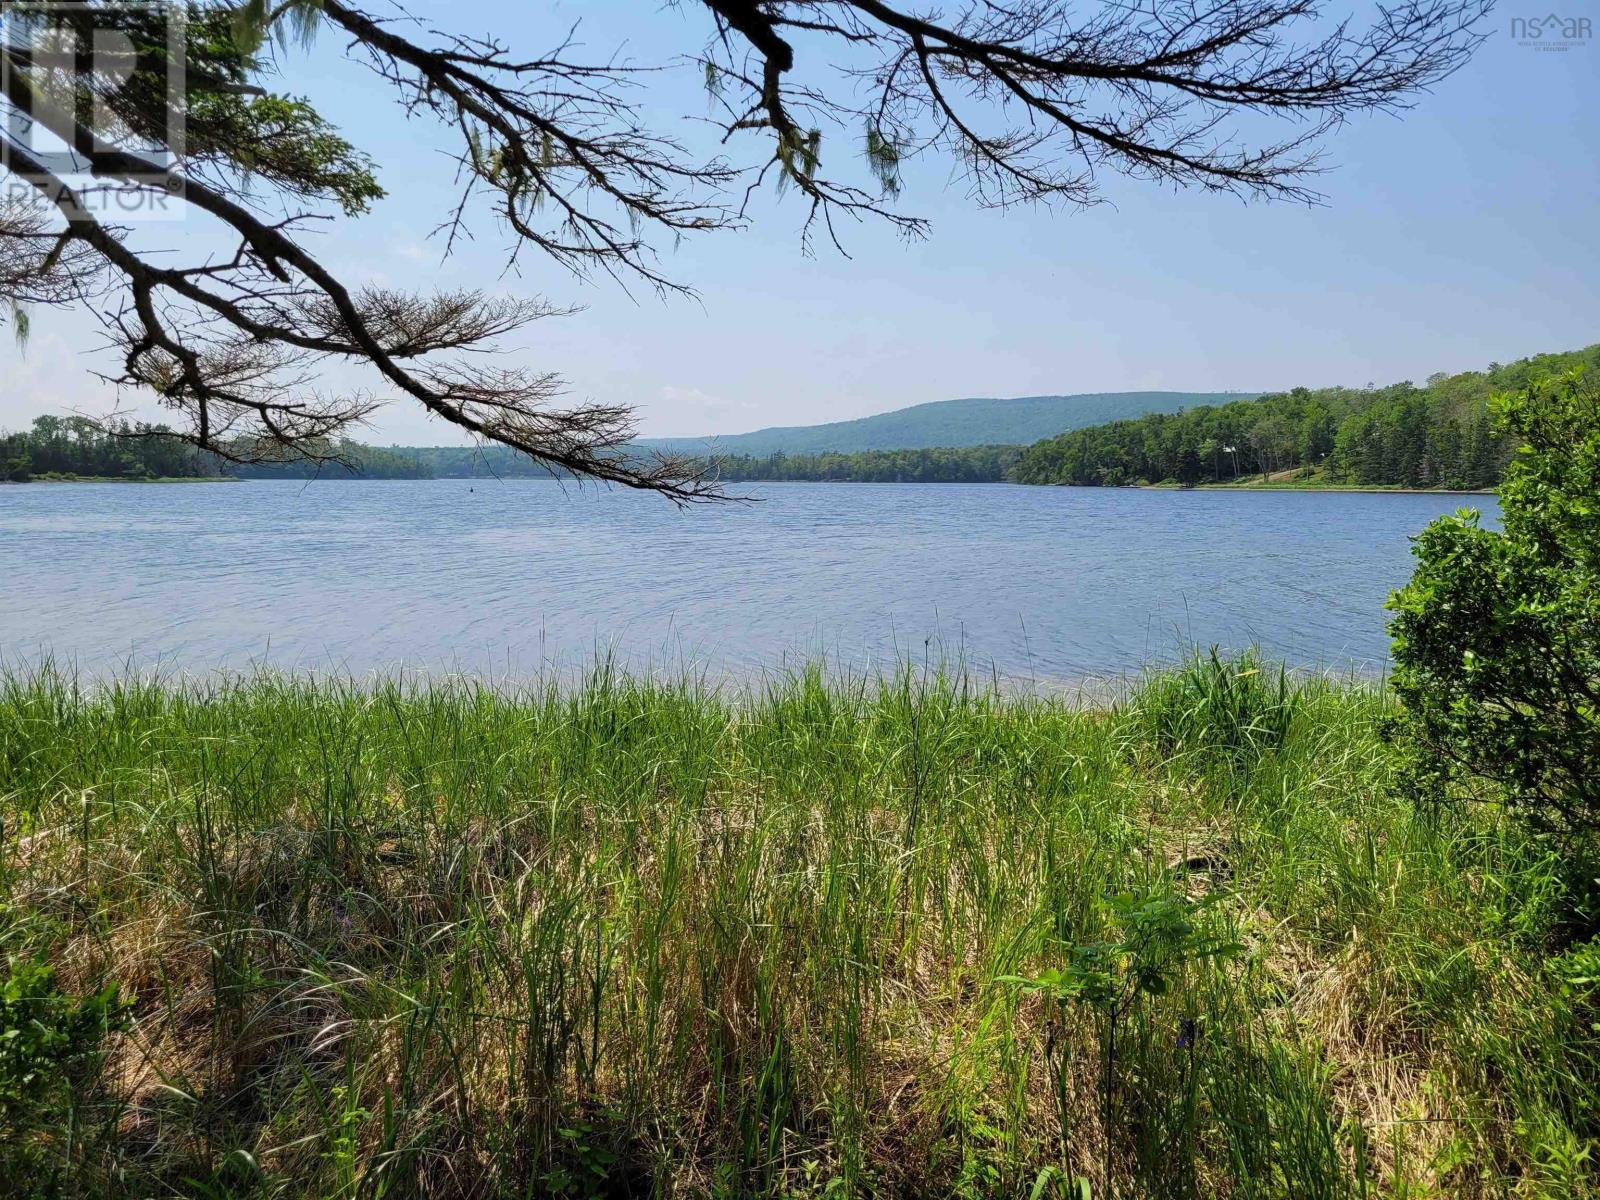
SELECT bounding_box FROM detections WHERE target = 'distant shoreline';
[0,474,1497,495]
[1138,481,1497,496]
[724,478,1499,495]
[2,475,239,485]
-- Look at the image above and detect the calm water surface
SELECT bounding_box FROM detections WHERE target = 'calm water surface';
[0,480,1497,685]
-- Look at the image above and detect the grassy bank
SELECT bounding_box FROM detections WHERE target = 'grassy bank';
[1200,466,1495,494]
[2,657,1596,1198]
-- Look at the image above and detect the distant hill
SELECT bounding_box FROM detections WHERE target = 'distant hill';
[204,389,1259,480]
[633,392,1256,458]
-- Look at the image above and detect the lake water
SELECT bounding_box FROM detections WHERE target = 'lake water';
[0,480,1496,686]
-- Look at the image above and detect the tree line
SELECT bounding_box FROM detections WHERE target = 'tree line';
[8,346,1593,488]
[705,345,1597,488]
[0,421,436,482]
[1011,346,1599,489]
[1,416,212,482]
[711,445,1022,484]
[0,424,1019,485]
[219,442,432,480]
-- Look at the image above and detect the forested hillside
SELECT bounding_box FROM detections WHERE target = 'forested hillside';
[636,391,1253,457]
[1012,346,1599,489]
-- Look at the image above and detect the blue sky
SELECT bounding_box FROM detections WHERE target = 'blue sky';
[3,0,1597,443]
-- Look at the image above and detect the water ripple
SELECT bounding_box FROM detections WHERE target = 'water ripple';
[0,479,1497,684]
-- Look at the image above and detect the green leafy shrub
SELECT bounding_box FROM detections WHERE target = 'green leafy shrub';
[0,958,129,1197]
[1387,371,1600,836]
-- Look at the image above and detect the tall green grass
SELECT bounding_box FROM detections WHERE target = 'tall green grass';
[0,655,1595,1198]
